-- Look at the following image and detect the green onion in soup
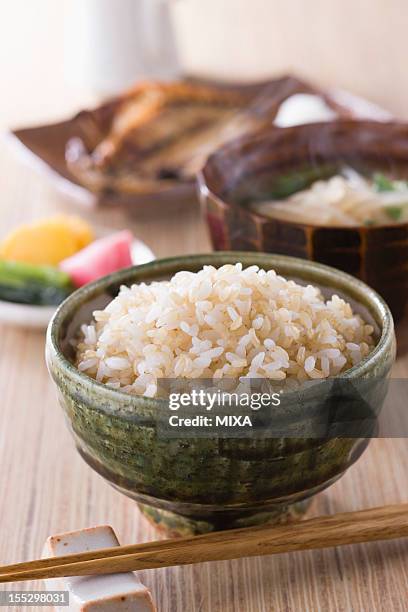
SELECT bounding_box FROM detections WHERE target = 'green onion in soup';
[251,168,408,227]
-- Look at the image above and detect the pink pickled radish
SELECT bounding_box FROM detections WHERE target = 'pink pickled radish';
[60,230,133,287]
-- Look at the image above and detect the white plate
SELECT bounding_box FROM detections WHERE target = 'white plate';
[0,239,155,331]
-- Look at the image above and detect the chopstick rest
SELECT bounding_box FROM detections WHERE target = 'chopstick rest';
[43,525,156,611]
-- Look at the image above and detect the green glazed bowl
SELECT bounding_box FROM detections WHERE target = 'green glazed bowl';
[46,253,396,536]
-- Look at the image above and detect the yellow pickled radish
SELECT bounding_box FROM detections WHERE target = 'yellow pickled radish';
[60,215,94,250]
[0,215,94,266]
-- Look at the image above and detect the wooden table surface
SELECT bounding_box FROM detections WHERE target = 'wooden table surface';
[0,141,407,612]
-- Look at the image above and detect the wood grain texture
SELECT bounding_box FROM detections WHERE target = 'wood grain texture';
[0,144,407,611]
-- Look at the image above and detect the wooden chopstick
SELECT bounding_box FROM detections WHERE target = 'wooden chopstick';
[1,503,407,584]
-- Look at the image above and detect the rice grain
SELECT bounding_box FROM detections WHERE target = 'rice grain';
[76,264,375,395]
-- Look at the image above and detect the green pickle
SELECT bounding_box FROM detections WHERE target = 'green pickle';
[0,260,73,306]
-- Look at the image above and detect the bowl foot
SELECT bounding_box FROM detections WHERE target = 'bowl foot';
[137,498,313,538]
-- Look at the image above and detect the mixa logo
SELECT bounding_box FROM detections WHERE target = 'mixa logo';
[216,415,252,426]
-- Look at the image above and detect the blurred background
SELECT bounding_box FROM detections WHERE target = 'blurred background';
[1,0,407,131]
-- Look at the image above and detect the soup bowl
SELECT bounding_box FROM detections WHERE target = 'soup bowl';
[46,253,395,536]
[199,121,408,320]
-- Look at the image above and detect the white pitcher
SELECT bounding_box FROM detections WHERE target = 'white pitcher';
[65,0,181,96]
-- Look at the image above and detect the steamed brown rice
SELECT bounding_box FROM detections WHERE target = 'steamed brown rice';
[76,263,375,396]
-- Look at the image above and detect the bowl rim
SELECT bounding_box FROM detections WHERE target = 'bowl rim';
[46,252,394,412]
[198,119,408,232]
